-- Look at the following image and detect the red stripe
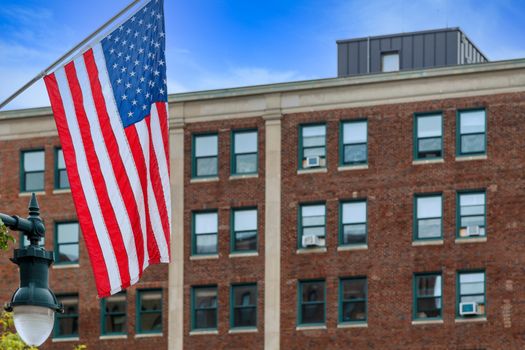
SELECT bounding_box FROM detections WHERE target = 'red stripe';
[64,61,131,289]
[125,125,161,263]
[83,49,145,274]
[145,115,171,256]
[155,102,170,174]
[44,73,112,297]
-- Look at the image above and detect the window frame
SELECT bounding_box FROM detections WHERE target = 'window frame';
[136,289,163,335]
[413,112,443,160]
[339,119,368,166]
[338,199,368,246]
[191,133,219,178]
[413,193,443,241]
[191,210,218,256]
[298,202,326,249]
[230,207,258,254]
[54,221,80,265]
[231,129,258,176]
[381,51,400,72]
[20,149,45,193]
[298,123,326,170]
[456,270,486,318]
[100,292,127,336]
[456,108,487,156]
[230,283,258,330]
[338,277,368,324]
[191,285,218,331]
[53,293,79,339]
[297,279,326,326]
[456,190,486,239]
[413,272,443,321]
[54,147,70,190]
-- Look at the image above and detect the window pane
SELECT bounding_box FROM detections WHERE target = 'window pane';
[342,224,366,244]
[233,307,256,328]
[344,144,367,164]
[303,137,325,148]
[418,138,442,153]
[342,301,366,321]
[460,193,485,207]
[302,125,325,138]
[342,279,366,300]
[140,313,162,332]
[460,295,485,304]
[235,210,257,231]
[382,53,399,72]
[303,226,325,237]
[24,151,45,171]
[418,219,441,238]
[302,205,325,218]
[461,282,484,295]
[195,288,217,308]
[302,282,324,302]
[460,216,485,230]
[459,272,485,284]
[342,202,366,224]
[234,132,257,154]
[196,235,217,254]
[195,135,218,157]
[140,291,162,311]
[417,115,442,137]
[56,295,79,337]
[416,298,441,318]
[461,134,485,153]
[233,285,256,306]
[57,223,79,243]
[196,157,217,176]
[105,315,126,333]
[234,231,257,251]
[301,304,324,324]
[235,154,257,174]
[58,244,79,263]
[106,294,126,312]
[460,110,485,134]
[59,170,70,189]
[417,196,441,219]
[195,309,217,329]
[195,213,217,234]
[25,172,44,191]
[417,275,441,297]
[303,147,325,158]
[343,122,367,144]
[57,149,66,169]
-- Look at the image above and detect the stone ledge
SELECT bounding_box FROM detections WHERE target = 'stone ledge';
[296,247,327,254]
[455,237,487,244]
[229,252,259,258]
[412,158,444,165]
[228,328,258,334]
[337,244,368,251]
[297,168,327,175]
[229,174,258,180]
[189,330,219,336]
[412,319,444,325]
[135,333,163,338]
[455,317,487,323]
[337,323,368,328]
[412,239,444,246]
[189,254,219,261]
[338,164,368,171]
[190,177,219,183]
[455,155,487,162]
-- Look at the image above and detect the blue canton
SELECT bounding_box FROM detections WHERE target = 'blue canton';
[101,0,167,128]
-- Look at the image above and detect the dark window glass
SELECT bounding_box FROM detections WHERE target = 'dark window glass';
[137,290,162,333]
[414,274,442,319]
[299,281,325,325]
[54,295,79,338]
[340,278,367,322]
[416,114,442,159]
[192,286,217,330]
[340,201,367,245]
[232,209,257,252]
[102,292,127,335]
[193,212,218,255]
[232,284,257,328]
[342,121,367,165]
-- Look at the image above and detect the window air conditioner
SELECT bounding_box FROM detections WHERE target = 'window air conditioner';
[459,302,479,316]
[466,225,481,237]
[305,156,321,168]
[302,235,323,247]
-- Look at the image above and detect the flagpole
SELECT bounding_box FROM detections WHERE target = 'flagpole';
[0,0,144,111]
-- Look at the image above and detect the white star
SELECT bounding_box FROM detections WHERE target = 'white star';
[147,53,153,58]
[143,6,148,13]
[145,92,150,98]
[121,67,127,73]
[134,31,139,37]
[118,26,124,31]
[125,83,132,89]
[131,100,138,106]
[116,78,122,84]
[109,48,115,54]
[144,64,150,70]
[163,78,167,84]
[114,37,120,42]
[134,60,140,66]
[147,23,152,29]
[140,77,145,82]
[138,48,144,54]
[139,19,144,25]
[129,44,135,49]
[151,10,156,16]
[131,16,136,22]
[117,52,123,57]
[122,40,128,46]
[128,111,134,117]
[142,105,147,110]
[143,36,148,41]
[126,28,131,34]
[159,32,165,38]
[156,14,161,19]
[154,42,160,48]
[125,55,131,61]
[159,88,164,95]
[158,59,164,66]
[136,88,142,94]
[153,70,160,76]
[108,34,112,39]
[130,71,136,77]
[112,63,118,69]
[121,94,127,100]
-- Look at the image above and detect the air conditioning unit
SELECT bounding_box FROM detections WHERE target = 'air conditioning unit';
[302,235,324,247]
[459,302,479,316]
[305,156,321,168]
[466,225,481,237]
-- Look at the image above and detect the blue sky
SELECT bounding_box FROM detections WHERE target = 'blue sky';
[1,0,524,110]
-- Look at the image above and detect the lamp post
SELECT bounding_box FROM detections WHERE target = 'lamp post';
[0,193,63,346]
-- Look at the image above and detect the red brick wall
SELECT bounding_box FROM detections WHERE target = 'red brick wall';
[280,91,525,349]
[0,135,168,350]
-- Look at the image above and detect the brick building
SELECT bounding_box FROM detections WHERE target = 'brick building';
[1,29,525,349]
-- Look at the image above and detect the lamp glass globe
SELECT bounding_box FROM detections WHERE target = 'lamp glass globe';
[13,305,55,346]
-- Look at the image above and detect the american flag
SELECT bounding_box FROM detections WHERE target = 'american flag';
[44,0,171,297]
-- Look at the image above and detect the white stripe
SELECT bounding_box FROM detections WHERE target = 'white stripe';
[150,103,172,239]
[135,121,170,260]
[74,54,140,283]
[54,67,122,293]
[92,44,150,270]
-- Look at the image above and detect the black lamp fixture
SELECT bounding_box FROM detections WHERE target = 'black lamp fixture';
[1,193,63,346]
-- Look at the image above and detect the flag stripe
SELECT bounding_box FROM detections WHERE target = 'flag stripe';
[83,48,146,274]
[64,61,132,289]
[156,101,170,172]
[53,67,123,294]
[44,73,113,297]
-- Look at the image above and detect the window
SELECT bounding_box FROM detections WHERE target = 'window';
[232,130,257,175]
[413,273,442,320]
[137,290,162,334]
[192,211,218,255]
[299,124,326,169]
[299,204,326,248]
[341,121,367,165]
[415,113,442,159]
[21,150,45,192]
[54,294,79,338]
[381,52,399,72]
[231,208,257,253]
[55,222,80,264]
[339,278,367,323]
[192,286,217,330]
[457,192,486,238]
[192,134,218,178]
[55,148,70,189]
[457,271,485,317]
[298,280,325,325]
[101,292,127,335]
[457,109,486,155]
[414,195,442,240]
[340,201,367,245]
[231,284,257,329]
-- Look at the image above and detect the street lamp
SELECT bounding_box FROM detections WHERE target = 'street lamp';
[1,193,63,346]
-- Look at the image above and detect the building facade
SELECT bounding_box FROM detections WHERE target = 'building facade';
[1,58,525,349]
